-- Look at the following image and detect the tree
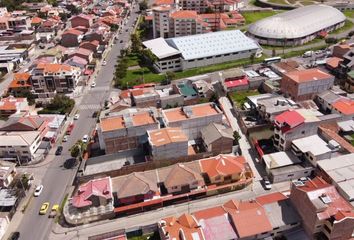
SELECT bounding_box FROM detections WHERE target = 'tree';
[166,71,176,80]
[70,140,86,158]
[233,131,241,145]
[59,12,68,22]
[12,89,36,105]
[131,33,141,53]
[325,37,338,44]
[39,94,75,114]
[139,0,148,11]
[142,49,157,64]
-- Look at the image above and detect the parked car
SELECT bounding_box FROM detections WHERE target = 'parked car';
[8,232,20,240]
[55,146,63,156]
[102,61,107,66]
[82,135,89,143]
[91,82,96,88]
[62,135,68,142]
[120,40,123,43]
[49,204,59,218]
[92,111,99,118]
[34,185,43,197]
[39,202,50,215]
[262,177,272,190]
[74,114,80,120]
[302,50,314,58]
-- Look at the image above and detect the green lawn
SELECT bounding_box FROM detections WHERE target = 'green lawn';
[128,232,159,240]
[242,11,280,24]
[119,56,266,87]
[261,37,323,50]
[344,10,354,18]
[300,1,315,5]
[229,90,260,107]
[268,0,289,5]
[351,134,354,146]
[126,54,140,67]
[329,19,354,35]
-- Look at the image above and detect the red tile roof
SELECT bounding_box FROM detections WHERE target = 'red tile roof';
[274,110,305,128]
[193,206,226,220]
[72,177,112,208]
[200,154,246,178]
[31,17,43,24]
[256,192,287,205]
[170,10,198,19]
[285,68,333,83]
[294,177,354,221]
[332,98,354,115]
[161,214,204,240]
[224,77,248,88]
[153,0,174,5]
[326,57,343,69]
[8,73,31,89]
[63,28,83,36]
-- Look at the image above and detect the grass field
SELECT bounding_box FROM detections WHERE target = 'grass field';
[126,54,140,67]
[268,0,289,5]
[344,10,354,18]
[242,11,280,24]
[229,90,260,107]
[329,20,354,35]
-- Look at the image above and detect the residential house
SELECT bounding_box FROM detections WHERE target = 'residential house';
[70,14,94,28]
[64,56,88,70]
[319,123,354,154]
[158,163,205,194]
[179,0,208,13]
[331,98,354,118]
[147,127,188,161]
[67,48,93,63]
[0,131,42,163]
[112,172,159,206]
[130,88,160,108]
[79,40,100,53]
[71,177,113,209]
[273,109,341,151]
[30,63,81,97]
[191,79,214,99]
[158,213,204,240]
[315,90,343,113]
[290,177,354,240]
[199,154,250,185]
[200,123,233,154]
[0,161,16,188]
[0,96,29,118]
[223,199,273,239]
[281,69,335,101]
[162,102,223,139]
[317,154,354,202]
[173,81,199,105]
[7,73,31,96]
[61,28,84,47]
[262,151,314,183]
[332,44,351,58]
[291,135,333,166]
[98,110,159,154]
[221,68,249,92]
[345,70,354,93]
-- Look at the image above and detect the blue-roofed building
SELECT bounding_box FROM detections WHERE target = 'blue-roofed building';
[142,30,262,72]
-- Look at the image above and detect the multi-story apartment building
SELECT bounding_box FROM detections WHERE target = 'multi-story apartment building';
[281,68,335,101]
[179,0,208,13]
[162,102,223,139]
[0,15,31,30]
[273,109,341,151]
[344,70,354,93]
[98,110,159,154]
[30,63,81,98]
[290,177,354,240]
[0,131,42,163]
[152,8,208,38]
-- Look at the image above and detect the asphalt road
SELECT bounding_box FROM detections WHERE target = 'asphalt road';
[16,8,140,240]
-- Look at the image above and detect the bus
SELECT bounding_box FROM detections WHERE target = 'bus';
[263,56,282,65]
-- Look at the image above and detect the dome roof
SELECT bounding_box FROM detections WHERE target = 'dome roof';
[248,5,346,39]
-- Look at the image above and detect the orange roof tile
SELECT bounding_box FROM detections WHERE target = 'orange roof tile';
[162,214,204,240]
[163,103,220,123]
[285,68,333,83]
[36,63,73,73]
[0,97,26,111]
[63,28,83,36]
[170,10,198,19]
[256,192,288,205]
[326,57,343,69]
[332,98,354,115]
[200,154,246,178]
[131,111,156,126]
[100,116,125,132]
[31,17,43,24]
[8,73,31,89]
[148,127,188,147]
[153,0,174,5]
[193,206,226,220]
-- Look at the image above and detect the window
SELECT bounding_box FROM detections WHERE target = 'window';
[301,130,305,134]
[288,174,294,177]
[172,186,178,190]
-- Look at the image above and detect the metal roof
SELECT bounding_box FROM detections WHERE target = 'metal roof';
[248,5,346,39]
[165,30,260,60]
[292,135,332,156]
[263,151,301,170]
[142,37,180,59]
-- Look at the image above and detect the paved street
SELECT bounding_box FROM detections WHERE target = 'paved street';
[49,181,290,240]
[4,7,140,240]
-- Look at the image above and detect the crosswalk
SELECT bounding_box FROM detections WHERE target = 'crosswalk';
[78,104,102,110]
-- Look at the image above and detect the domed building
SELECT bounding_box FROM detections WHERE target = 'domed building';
[247,5,346,46]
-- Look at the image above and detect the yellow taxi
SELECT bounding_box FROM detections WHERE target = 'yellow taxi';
[39,202,50,215]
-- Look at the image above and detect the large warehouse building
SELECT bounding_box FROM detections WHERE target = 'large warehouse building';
[142,30,261,72]
[247,5,346,46]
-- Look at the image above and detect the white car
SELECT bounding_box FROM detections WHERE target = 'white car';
[263,177,272,190]
[102,61,107,66]
[74,114,80,120]
[34,185,43,197]
[91,82,96,88]
[82,135,89,143]
[62,135,68,142]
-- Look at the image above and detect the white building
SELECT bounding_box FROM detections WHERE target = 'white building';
[143,30,261,72]
[248,5,346,46]
[0,131,42,163]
